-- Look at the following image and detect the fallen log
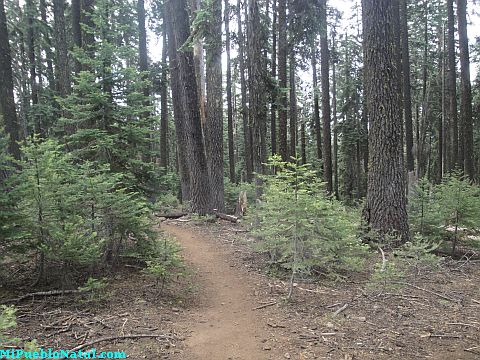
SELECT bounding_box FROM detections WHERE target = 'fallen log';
[7,289,90,303]
[155,212,187,219]
[214,210,239,223]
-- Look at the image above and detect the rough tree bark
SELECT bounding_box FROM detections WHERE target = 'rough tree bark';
[247,0,268,198]
[456,0,474,180]
[53,0,71,97]
[205,0,225,212]
[271,0,277,156]
[0,0,21,159]
[446,0,458,170]
[167,0,212,215]
[159,21,169,169]
[362,0,410,245]
[225,0,236,183]
[72,0,82,74]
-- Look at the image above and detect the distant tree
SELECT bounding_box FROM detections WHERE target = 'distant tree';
[0,0,20,159]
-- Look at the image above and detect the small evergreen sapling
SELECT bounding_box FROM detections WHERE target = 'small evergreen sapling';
[252,156,367,297]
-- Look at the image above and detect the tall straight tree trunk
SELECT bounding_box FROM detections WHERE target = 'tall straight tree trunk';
[301,117,306,165]
[320,0,332,193]
[81,0,95,68]
[237,0,253,182]
[191,0,206,126]
[53,0,71,97]
[436,25,444,183]
[166,14,190,202]
[167,0,211,215]
[362,0,409,245]
[137,0,150,100]
[247,0,267,198]
[39,0,55,89]
[312,40,322,161]
[289,52,297,158]
[456,0,474,180]
[0,0,21,159]
[446,0,458,170]
[26,0,41,135]
[399,0,414,173]
[332,31,338,198]
[205,0,225,212]
[159,22,169,169]
[277,0,288,161]
[270,0,277,156]
[72,0,82,74]
[225,0,235,183]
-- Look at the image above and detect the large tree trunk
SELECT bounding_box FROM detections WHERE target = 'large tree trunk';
[399,0,414,173]
[331,31,338,198]
[237,0,253,182]
[362,0,409,245]
[159,21,169,169]
[167,0,212,215]
[166,7,190,202]
[247,0,267,199]
[81,0,95,69]
[53,0,71,97]
[0,0,21,159]
[456,0,474,180]
[320,0,332,193]
[225,0,235,183]
[205,0,225,212]
[446,0,458,170]
[277,0,288,161]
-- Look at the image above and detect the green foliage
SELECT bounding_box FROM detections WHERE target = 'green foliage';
[252,156,367,283]
[409,173,480,252]
[1,138,157,280]
[143,236,184,294]
[0,305,16,336]
[394,235,441,271]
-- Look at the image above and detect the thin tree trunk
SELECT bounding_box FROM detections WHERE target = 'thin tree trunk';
[39,0,55,89]
[159,22,169,169]
[456,0,474,180]
[0,0,21,159]
[237,0,253,182]
[332,30,338,198]
[289,52,297,158]
[26,0,41,136]
[72,0,82,74]
[53,0,71,97]
[277,0,288,161]
[225,0,236,183]
[399,0,414,173]
[205,0,225,212]
[446,0,458,170]
[301,117,306,165]
[137,0,150,100]
[362,0,409,245]
[436,24,444,183]
[271,0,277,156]
[312,40,322,161]
[320,0,332,193]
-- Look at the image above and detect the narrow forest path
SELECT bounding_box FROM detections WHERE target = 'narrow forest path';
[162,223,288,360]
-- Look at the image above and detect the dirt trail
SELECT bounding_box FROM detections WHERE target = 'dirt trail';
[163,223,284,360]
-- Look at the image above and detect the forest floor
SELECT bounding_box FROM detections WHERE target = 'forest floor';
[1,218,480,359]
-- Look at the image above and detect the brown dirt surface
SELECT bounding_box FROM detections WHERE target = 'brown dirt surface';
[1,217,479,360]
